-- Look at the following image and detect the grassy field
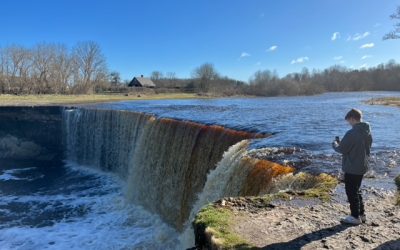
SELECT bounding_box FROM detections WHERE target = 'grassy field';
[0,93,205,106]
[367,97,400,107]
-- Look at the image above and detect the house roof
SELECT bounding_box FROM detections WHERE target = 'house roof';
[133,77,156,87]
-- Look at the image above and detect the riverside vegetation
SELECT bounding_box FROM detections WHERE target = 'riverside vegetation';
[1,42,400,98]
[367,97,400,107]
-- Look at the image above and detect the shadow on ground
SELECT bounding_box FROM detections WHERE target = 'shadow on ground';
[374,239,400,250]
[261,224,351,250]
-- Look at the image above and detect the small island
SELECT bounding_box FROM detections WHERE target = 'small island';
[367,97,400,107]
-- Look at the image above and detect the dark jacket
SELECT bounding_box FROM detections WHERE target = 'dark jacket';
[333,122,373,175]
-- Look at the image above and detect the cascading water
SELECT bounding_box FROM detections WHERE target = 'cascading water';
[63,108,265,233]
[178,140,251,247]
[3,93,400,249]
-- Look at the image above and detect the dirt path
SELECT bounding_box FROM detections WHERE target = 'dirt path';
[231,184,400,249]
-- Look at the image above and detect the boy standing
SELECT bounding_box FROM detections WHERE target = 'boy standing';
[333,109,373,225]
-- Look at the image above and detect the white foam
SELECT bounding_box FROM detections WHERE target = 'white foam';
[0,162,179,250]
[0,168,38,181]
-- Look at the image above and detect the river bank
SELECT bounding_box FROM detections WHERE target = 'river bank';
[0,93,210,106]
[193,178,400,249]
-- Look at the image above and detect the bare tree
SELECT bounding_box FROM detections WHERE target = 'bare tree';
[72,41,107,93]
[0,48,7,93]
[5,45,32,93]
[50,44,74,93]
[192,63,219,92]
[151,70,163,81]
[109,71,121,85]
[384,6,400,40]
[166,72,176,80]
[31,43,56,93]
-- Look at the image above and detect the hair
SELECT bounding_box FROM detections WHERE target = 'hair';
[345,108,362,121]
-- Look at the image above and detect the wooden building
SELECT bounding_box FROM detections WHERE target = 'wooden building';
[128,75,156,88]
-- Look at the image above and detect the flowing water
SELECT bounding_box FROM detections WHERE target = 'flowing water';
[1,92,400,249]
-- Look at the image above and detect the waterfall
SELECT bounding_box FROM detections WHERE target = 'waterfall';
[178,140,294,248]
[63,108,263,229]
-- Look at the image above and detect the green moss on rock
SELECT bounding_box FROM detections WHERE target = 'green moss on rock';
[271,172,339,202]
[193,204,254,249]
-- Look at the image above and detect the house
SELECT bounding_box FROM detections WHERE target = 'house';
[128,75,156,88]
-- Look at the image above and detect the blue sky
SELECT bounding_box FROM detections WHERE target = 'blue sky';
[1,0,400,82]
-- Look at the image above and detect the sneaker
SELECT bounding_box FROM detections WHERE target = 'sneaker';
[340,215,362,225]
[360,214,366,223]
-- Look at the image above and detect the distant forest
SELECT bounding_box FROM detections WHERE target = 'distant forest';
[0,42,400,96]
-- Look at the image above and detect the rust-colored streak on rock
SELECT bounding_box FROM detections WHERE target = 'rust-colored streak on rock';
[65,108,270,230]
[154,119,265,229]
[241,158,294,196]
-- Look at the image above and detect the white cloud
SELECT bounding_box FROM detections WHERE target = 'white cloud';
[331,32,341,41]
[333,56,343,60]
[361,55,372,60]
[267,45,278,52]
[359,63,368,69]
[347,32,370,41]
[360,43,374,49]
[291,56,309,64]
[239,52,251,59]
[339,60,346,64]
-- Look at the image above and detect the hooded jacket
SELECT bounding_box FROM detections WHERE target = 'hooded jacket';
[333,122,373,175]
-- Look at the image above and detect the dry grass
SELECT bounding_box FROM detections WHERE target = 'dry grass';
[0,93,204,106]
[367,97,400,107]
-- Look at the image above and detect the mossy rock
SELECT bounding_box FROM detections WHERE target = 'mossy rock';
[193,204,255,249]
[271,172,339,202]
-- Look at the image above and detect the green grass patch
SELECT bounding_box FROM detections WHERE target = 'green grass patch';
[194,205,254,249]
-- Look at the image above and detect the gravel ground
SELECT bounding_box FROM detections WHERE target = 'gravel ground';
[231,183,399,250]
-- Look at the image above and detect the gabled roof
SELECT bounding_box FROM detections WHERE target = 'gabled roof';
[132,77,156,87]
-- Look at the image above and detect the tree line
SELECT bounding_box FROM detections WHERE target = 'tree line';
[150,61,400,97]
[0,41,108,94]
[246,61,400,96]
[1,42,400,96]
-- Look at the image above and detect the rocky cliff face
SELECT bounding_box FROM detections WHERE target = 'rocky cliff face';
[0,106,63,161]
